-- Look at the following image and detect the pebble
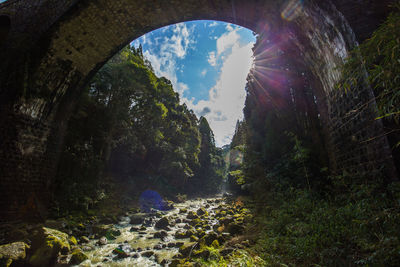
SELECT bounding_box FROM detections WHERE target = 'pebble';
[98,236,107,245]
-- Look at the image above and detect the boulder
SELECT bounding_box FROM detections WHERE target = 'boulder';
[69,248,88,265]
[69,236,78,246]
[153,244,163,250]
[211,240,220,249]
[82,245,94,251]
[112,247,129,259]
[155,217,170,230]
[196,207,207,216]
[98,236,108,245]
[99,215,117,224]
[202,232,218,246]
[130,214,147,225]
[80,236,90,243]
[187,211,198,220]
[92,225,111,237]
[178,242,197,257]
[161,200,174,210]
[190,235,199,242]
[0,241,29,266]
[227,223,245,236]
[189,218,202,226]
[28,227,71,267]
[174,242,184,248]
[220,216,234,226]
[174,230,188,239]
[142,251,154,257]
[192,249,210,259]
[154,230,168,239]
[179,208,187,214]
[129,226,139,232]
[142,217,153,227]
[105,229,121,240]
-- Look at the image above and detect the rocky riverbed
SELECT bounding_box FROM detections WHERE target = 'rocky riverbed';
[0,196,260,266]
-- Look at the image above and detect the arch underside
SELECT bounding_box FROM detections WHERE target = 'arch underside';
[0,0,396,220]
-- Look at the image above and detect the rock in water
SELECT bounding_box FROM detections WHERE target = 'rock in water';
[91,225,111,237]
[98,236,107,245]
[187,211,198,220]
[130,214,147,225]
[0,241,29,266]
[142,251,154,257]
[69,248,88,265]
[178,242,197,257]
[28,227,71,267]
[80,236,90,243]
[154,230,168,239]
[196,207,207,216]
[155,217,170,230]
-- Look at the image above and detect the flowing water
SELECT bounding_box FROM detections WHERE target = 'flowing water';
[78,197,224,266]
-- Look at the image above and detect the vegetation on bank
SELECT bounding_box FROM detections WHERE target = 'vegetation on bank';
[224,5,400,266]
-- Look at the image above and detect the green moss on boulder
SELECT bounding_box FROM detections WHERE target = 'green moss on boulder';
[69,248,88,265]
[0,241,29,266]
[28,227,71,266]
[179,242,197,257]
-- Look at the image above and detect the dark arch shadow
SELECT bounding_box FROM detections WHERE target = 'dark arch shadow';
[0,15,10,46]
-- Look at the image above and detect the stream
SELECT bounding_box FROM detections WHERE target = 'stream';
[79,197,225,266]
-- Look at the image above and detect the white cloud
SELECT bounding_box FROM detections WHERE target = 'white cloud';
[216,29,240,55]
[184,40,254,146]
[201,69,207,76]
[226,23,234,31]
[207,51,217,67]
[140,23,196,97]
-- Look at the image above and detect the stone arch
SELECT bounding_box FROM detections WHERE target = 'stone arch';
[0,0,396,221]
[0,15,10,45]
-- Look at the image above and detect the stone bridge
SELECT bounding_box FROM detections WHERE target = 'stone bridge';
[0,0,397,221]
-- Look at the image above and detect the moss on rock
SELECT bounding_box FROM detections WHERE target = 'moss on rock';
[0,241,29,266]
[69,248,88,265]
[28,227,71,266]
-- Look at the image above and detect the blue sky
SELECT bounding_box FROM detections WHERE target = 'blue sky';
[131,21,256,146]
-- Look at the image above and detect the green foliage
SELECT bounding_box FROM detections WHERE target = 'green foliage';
[254,179,400,266]
[228,170,246,185]
[54,45,224,212]
[340,4,400,122]
[192,247,265,266]
[188,116,226,195]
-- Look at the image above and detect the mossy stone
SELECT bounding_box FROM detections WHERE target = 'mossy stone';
[0,241,29,266]
[69,248,88,264]
[192,248,210,259]
[28,227,71,266]
[196,207,208,216]
[211,240,220,249]
[190,235,199,242]
[179,242,197,257]
[69,236,78,246]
